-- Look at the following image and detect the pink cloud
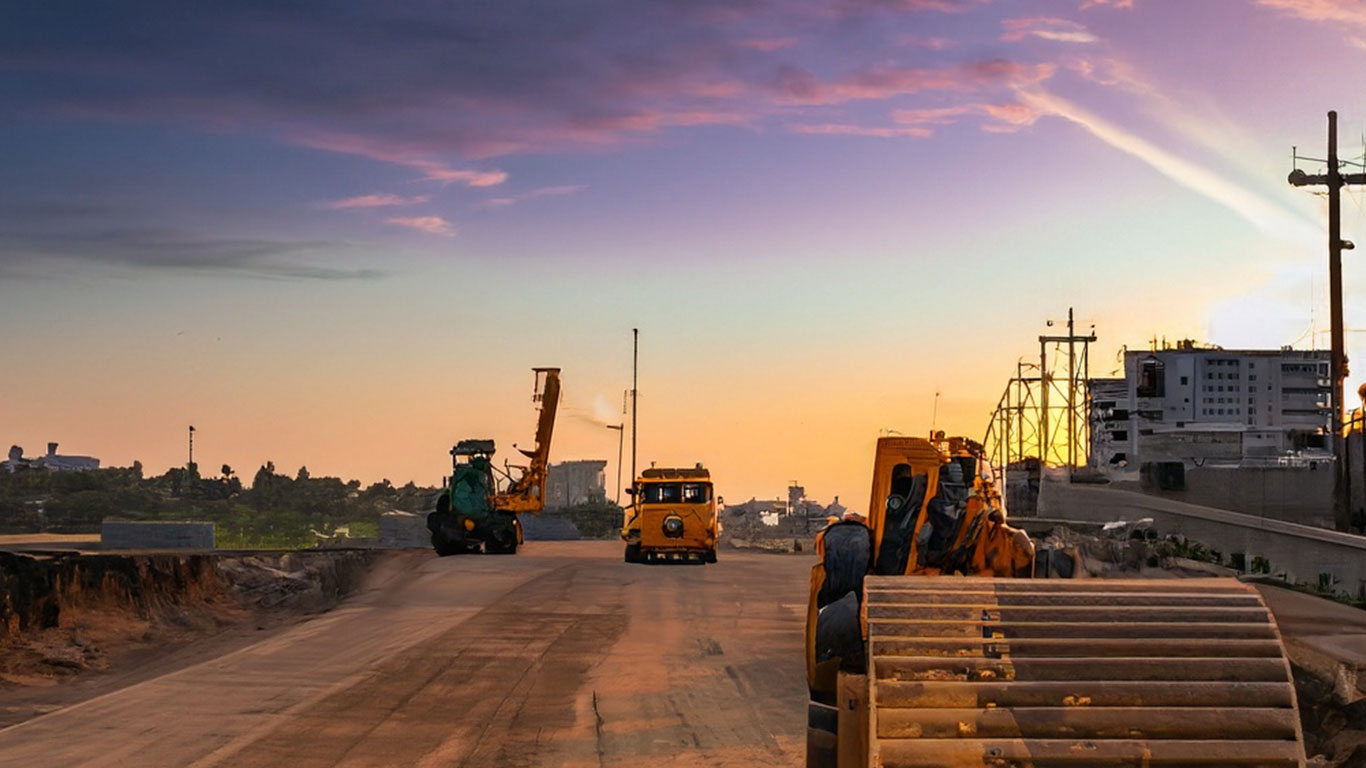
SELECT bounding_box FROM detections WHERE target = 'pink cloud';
[1079,0,1133,8]
[774,60,1057,105]
[738,37,800,52]
[890,101,1043,133]
[1255,0,1366,25]
[845,0,990,11]
[789,122,933,138]
[896,35,958,49]
[321,194,430,209]
[385,216,456,236]
[292,131,508,186]
[480,184,588,209]
[1001,17,1098,43]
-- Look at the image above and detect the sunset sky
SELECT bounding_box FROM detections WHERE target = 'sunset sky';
[4,0,1366,511]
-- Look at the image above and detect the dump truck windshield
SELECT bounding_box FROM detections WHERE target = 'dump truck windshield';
[641,482,711,504]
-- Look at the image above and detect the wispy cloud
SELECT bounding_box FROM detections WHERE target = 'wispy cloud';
[789,123,933,138]
[321,194,430,209]
[1255,0,1366,26]
[738,37,800,52]
[1016,87,1322,243]
[896,35,958,49]
[894,101,1043,131]
[772,60,1056,106]
[385,216,456,236]
[1001,17,1099,43]
[294,133,508,186]
[480,185,588,209]
[0,227,383,280]
[1079,0,1133,9]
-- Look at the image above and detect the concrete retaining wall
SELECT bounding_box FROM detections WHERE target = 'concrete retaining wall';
[1133,465,1334,529]
[101,521,214,550]
[1040,475,1366,596]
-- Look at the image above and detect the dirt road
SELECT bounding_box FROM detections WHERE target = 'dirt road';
[0,542,811,768]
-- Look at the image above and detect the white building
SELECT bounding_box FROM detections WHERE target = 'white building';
[6,442,100,472]
[1106,344,1332,468]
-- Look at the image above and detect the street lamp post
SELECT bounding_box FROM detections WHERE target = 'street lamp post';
[605,423,624,505]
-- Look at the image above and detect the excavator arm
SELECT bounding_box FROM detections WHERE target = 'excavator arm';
[493,367,560,514]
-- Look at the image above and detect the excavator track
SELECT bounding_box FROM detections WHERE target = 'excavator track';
[864,575,1305,767]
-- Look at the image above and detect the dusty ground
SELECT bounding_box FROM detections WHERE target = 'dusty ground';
[0,541,812,768]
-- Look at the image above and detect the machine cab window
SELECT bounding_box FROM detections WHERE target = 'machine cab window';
[641,482,712,504]
[643,483,680,503]
[681,483,710,503]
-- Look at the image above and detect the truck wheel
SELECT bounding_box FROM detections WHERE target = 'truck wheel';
[624,543,643,563]
[705,548,718,564]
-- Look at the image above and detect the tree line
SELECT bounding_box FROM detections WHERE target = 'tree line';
[0,462,437,549]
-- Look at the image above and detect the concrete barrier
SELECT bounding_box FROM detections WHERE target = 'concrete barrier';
[379,512,430,548]
[1039,475,1366,596]
[101,521,214,550]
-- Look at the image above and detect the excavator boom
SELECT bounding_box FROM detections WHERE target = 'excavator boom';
[495,367,560,513]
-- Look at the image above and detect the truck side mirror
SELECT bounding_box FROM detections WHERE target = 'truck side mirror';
[625,487,636,495]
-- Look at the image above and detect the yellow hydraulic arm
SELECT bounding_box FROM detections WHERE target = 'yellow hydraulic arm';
[494,367,560,514]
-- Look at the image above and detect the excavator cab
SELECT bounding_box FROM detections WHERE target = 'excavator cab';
[805,435,1306,768]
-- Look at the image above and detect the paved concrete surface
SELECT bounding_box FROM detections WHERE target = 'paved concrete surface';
[1258,583,1366,703]
[0,541,811,768]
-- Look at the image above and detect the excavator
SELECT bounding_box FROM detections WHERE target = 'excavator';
[426,367,560,556]
[806,434,1306,767]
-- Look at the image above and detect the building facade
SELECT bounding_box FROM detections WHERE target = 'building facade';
[545,459,607,509]
[1107,345,1333,468]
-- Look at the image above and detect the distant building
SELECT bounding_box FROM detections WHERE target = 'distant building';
[545,459,607,509]
[1088,378,1130,470]
[1086,344,1334,528]
[5,442,100,473]
[1112,344,1332,467]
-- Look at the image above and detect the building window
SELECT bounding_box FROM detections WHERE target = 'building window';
[1250,375,1257,381]
[1180,376,1189,385]
[1113,409,1129,420]
[1138,358,1165,398]
[1112,430,1128,441]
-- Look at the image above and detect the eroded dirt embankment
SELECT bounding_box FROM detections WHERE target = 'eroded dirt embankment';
[0,549,379,686]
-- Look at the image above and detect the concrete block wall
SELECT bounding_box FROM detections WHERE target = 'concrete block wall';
[378,512,430,548]
[101,521,215,550]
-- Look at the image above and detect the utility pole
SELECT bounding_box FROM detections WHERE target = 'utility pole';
[631,328,638,504]
[187,425,195,475]
[1039,341,1048,463]
[1289,110,1366,532]
[606,423,624,505]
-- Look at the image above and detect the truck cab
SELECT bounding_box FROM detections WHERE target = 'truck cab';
[622,464,718,563]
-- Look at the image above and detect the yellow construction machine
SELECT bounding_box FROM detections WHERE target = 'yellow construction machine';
[427,367,560,556]
[805,434,1306,767]
[622,463,719,564]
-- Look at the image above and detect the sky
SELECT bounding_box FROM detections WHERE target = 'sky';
[4,0,1366,512]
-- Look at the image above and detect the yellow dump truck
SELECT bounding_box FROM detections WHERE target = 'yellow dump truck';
[622,464,718,564]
